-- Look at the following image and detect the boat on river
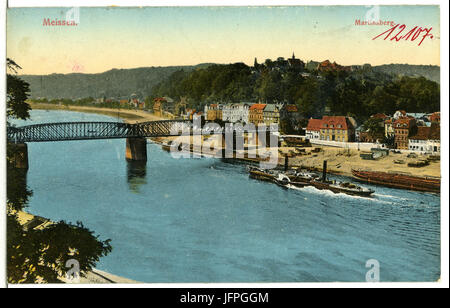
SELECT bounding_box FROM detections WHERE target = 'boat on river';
[351,169,440,193]
[248,166,374,197]
[310,180,375,197]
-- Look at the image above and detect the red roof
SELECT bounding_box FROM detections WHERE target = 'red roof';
[249,103,267,111]
[430,112,440,122]
[306,118,323,131]
[320,116,351,130]
[410,124,440,141]
[410,126,431,140]
[285,104,298,112]
[371,113,388,119]
[394,117,415,129]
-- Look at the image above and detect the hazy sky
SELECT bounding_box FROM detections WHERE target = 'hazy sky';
[7,6,440,75]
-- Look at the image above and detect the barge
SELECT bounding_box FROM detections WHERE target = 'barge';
[351,169,440,193]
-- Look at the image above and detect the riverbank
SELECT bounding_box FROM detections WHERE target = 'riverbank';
[150,136,441,179]
[16,211,139,284]
[29,102,165,123]
[28,104,441,180]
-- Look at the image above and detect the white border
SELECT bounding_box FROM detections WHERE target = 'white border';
[1,0,448,289]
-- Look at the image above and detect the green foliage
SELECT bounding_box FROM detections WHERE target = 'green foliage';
[152,62,440,122]
[373,64,440,83]
[7,59,112,284]
[7,58,31,120]
[7,214,112,283]
[362,117,385,140]
[21,65,212,100]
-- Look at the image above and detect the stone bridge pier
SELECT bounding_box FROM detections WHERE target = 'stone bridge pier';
[125,137,147,162]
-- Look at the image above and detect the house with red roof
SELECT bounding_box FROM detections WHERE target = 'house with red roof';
[393,117,416,149]
[408,123,440,154]
[317,60,352,72]
[249,103,267,125]
[306,118,323,140]
[319,116,356,142]
[429,112,440,123]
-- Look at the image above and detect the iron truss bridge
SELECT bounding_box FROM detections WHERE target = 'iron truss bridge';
[7,120,196,143]
[7,120,277,143]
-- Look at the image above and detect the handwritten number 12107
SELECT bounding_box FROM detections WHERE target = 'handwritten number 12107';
[373,24,434,46]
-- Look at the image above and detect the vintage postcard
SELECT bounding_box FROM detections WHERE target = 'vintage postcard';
[3,1,447,289]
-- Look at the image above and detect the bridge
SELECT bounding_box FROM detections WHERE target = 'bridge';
[7,120,274,169]
[7,120,195,143]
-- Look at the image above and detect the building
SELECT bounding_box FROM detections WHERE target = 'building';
[153,97,175,116]
[408,123,440,154]
[393,110,407,120]
[281,104,301,122]
[429,112,440,123]
[263,104,280,125]
[152,97,166,117]
[287,53,305,71]
[319,116,355,142]
[221,104,232,122]
[393,117,416,149]
[371,113,389,120]
[317,60,351,72]
[234,102,252,124]
[384,118,395,138]
[306,118,322,140]
[249,103,266,126]
[222,102,253,124]
[204,104,222,121]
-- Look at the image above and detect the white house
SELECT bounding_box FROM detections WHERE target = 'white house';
[305,118,322,140]
[222,102,253,124]
[408,125,440,154]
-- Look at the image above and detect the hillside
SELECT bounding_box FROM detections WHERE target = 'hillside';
[373,64,440,83]
[20,62,439,100]
[20,64,212,100]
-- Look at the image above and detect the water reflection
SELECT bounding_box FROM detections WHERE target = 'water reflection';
[126,161,147,193]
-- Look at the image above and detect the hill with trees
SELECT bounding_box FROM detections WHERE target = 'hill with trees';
[151,62,440,123]
[20,64,212,100]
[373,64,440,83]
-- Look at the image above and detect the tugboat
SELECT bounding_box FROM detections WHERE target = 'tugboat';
[248,166,317,186]
[311,180,375,197]
[274,173,310,189]
[311,161,375,197]
[248,161,375,197]
[248,166,279,182]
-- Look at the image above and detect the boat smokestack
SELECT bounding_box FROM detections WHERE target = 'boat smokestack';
[284,156,289,172]
[322,160,327,182]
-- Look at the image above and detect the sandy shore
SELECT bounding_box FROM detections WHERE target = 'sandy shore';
[286,146,440,178]
[152,136,440,179]
[29,102,165,123]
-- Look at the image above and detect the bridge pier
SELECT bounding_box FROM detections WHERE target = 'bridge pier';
[9,143,29,169]
[125,137,147,162]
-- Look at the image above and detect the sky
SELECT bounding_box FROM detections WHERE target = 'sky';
[6,5,441,75]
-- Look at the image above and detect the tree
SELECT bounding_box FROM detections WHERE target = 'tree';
[7,59,112,283]
[362,117,385,141]
[6,58,31,120]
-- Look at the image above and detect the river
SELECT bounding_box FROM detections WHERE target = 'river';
[12,110,441,282]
